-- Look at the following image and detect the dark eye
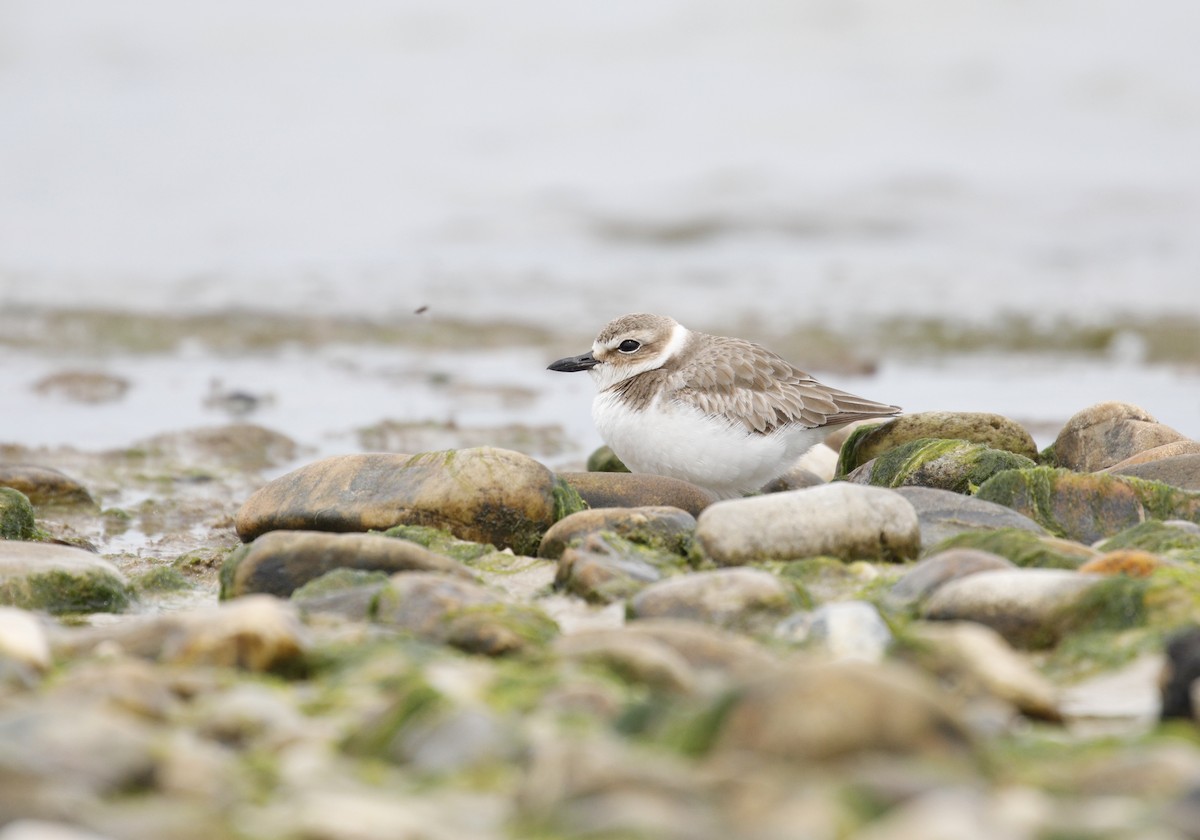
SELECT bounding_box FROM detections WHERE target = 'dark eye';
[618,339,640,353]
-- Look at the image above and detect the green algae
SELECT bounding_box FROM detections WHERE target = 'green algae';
[0,487,37,540]
[441,602,559,655]
[1097,521,1200,563]
[382,524,497,563]
[585,445,630,473]
[0,568,132,614]
[834,421,891,477]
[975,467,1200,542]
[857,438,1036,492]
[927,529,1095,569]
[341,672,448,761]
[131,566,192,593]
[291,567,390,600]
[551,475,588,522]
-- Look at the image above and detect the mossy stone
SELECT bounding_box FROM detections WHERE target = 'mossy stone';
[975,467,1200,543]
[586,445,630,473]
[846,438,1036,493]
[926,528,1097,569]
[0,488,36,541]
[0,542,132,614]
[836,411,1037,477]
[382,524,497,564]
[1096,521,1200,563]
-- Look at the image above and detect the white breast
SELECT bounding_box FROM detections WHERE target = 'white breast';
[592,391,827,498]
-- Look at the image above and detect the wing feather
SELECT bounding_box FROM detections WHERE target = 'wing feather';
[666,336,899,434]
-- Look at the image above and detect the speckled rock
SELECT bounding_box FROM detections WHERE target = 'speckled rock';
[0,607,50,673]
[220,529,472,599]
[844,439,1037,495]
[889,549,1016,605]
[696,483,920,565]
[0,541,131,614]
[1048,402,1189,472]
[894,486,1047,548]
[0,488,36,541]
[375,571,556,654]
[1110,453,1200,492]
[557,471,716,517]
[926,528,1099,570]
[922,569,1106,648]
[538,506,695,560]
[0,466,95,509]
[235,447,584,555]
[714,660,970,761]
[555,533,672,603]
[909,621,1061,721]
[629,568,794,628]
[837,411,1037,476]
[975,466,1200,543]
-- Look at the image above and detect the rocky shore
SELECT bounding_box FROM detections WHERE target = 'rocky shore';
[4,400,1200,839]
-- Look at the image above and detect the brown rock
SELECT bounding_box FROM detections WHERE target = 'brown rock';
[557,472,716,517]
[0,465,95,509]
[1110,453,1200,492]
[1078,549,1167,577]
[236,448,571,555]
[1050,402,1188,472]
[838,411,1037,475]
[538,506,695,560]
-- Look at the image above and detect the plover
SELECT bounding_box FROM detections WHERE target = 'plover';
[548,313,901,498]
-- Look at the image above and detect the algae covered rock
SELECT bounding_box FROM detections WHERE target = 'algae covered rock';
[844,438,1035,493]
[0,541,131,614]
[0,488,36,541]
[220,530,473,599]
[0,465,96,509]
[586,445,630,473]
[926,528,1098,569]
[893,486,1046,548]
[889,548,1016,605]
[235,447,585,555]
[556,533,680,603]
[696,483,919,565]
[1095,520,1200,563]
[538,506,696,560]
[557,471,716,517]
[836,411,1037,476]
[975,467,1200,543]
[1047,402,1189,472]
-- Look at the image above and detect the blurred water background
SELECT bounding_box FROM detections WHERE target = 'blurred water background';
[2,0,1198,462]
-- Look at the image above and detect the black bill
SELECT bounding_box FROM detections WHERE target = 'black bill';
[548,351,599,372]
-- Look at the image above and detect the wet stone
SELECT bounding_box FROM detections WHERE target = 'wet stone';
[557,471,716,517]
[922,568,1106,649]
[538,506,695,560]
[889,548,1016,605]
[836,411,1038,476]
[555,533,669,603]
[696,483,920,565]
[0,541,131,614]
[219,529,473,599]
[1110,453,1200,492]
[713,660,970,761]
[0,466,96,509]
[1048,401,1189,472]
[843,438,1036,494]
[628,567,794,629]
[893,486,1046,548]
[236,447,582,555]
[0,488,36,541]
[975,466,1200,543]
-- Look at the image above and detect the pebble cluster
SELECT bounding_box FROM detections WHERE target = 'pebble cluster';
[3,401,1200,838]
